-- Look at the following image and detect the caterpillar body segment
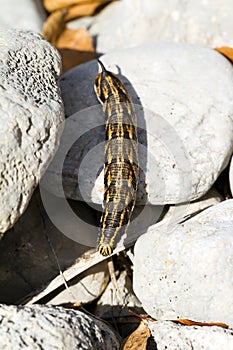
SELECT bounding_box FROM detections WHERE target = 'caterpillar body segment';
[94,60,139,256]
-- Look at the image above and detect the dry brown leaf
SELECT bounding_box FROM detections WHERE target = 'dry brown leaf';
[127,309,155,322]
[56,27,96,72]
[65,1,110,21]
[56,27,93,50]
[121,321,151,350]
[43,0,112,13]
[42,9,67,45]
[44,0,82,12]
[215,46,233,64]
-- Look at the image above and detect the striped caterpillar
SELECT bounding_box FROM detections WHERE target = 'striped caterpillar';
[94,60,139,256]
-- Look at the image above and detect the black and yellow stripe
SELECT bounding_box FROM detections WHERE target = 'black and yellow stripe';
[94,60,139,256]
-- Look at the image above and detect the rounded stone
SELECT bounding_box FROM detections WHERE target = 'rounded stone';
[93,0,233,53]
[133,199,233,327]
[0,29,64,234]
[148,321,233,350]
[54,43,233,205]
[0,304,120,349]
[0,1,46,32]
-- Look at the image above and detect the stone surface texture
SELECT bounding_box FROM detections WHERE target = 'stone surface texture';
[163,188,223,227]
[0,0,46,32]
[54,43,233,205]
[0,304,120,349]
[48,261,109,305]
[92,0,233,53]
[133,199,233,327]
[0,29,64,233]
[148,321,233,350]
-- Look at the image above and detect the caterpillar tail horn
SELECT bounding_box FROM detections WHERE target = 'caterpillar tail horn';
[97,59,107,72]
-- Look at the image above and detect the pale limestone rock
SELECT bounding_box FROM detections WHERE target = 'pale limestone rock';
[0,304,120,349]
[47,261,109,305]
[93,0,233,53]
[163,188,223,226]
[50,43,233,205]
[133,199,233,327]
[0,29,64,234]
[0,0,46,32]
[148,321,233,350]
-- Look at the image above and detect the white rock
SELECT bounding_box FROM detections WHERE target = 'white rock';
[94,0,233,53]
[133,199,233,327]
[0,29,64,233]
[0,304,120,349]
[47,261,109,305]
[89,1,120,35]
[148,321,233,350]
[126,189,223,267]
[0,0,46,32]
[52,43,233,205]
[164,188,223,226]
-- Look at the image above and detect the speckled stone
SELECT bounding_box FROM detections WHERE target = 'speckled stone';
[133,199,233,327]
[0,29,64,234]
[48,43,233,205]
[148,321,233,350]
[0,304,120,349]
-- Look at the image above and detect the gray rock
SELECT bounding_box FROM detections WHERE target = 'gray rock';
[0,304,120,349]
[133,199,233,327]
[148,321,233,350]
[93,0,233,53]
[0,191,160,305]
[0,29,64,234]
[0,189,89,304]
[0,0,47,32]
[51,43,233,205]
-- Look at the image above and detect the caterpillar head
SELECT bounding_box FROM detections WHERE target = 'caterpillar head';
[97,242,113,257]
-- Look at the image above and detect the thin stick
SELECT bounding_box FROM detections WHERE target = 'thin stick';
[107,257,119,296]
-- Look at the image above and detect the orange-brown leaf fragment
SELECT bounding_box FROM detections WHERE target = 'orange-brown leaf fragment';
[42,9,67,45]
[56,27,95,72]
[65,1,110,21]
[56,27,93,51]
[43,0,112,14]
[215,46,233,64]
[127,309,155,322]
[121,321,151,350]
[43,0,81,12]
[174,318,228,329]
